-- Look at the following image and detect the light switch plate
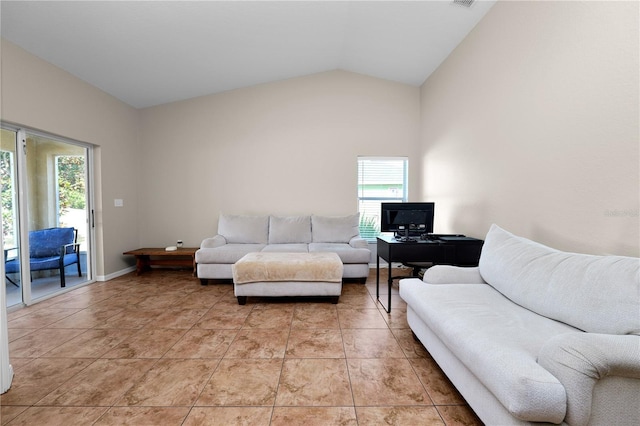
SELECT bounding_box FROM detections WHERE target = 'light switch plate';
[114,199,124,207]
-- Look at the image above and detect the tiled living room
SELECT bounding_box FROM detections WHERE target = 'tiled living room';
[2,268,480,425]
[1,1,638,424]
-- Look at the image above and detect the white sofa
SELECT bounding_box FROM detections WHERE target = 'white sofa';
[196,213,371,284]
[400,224,640,426]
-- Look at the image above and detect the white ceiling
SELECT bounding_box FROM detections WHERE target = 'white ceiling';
[1,1,496,109]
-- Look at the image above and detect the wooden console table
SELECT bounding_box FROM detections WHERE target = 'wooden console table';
[123,247,198,276]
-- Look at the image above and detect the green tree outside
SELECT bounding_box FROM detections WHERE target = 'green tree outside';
[57,155,86,215]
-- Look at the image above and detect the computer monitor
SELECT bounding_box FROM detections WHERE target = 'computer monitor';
[381,202,435,241]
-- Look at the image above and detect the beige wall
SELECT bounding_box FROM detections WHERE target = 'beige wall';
[419,0,639,256]
[2,0,638,278]
[139,70,421,247]
[0,39,140,277]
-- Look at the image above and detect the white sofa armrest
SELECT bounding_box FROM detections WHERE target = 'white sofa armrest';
[423,265,486,284]
[200,235,227,249]
[349,237,369,249]
[538,333,640,426]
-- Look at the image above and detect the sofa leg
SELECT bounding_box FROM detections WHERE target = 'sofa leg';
[200,279,209,286]
[330,296,339,304]
[237,296,247,305]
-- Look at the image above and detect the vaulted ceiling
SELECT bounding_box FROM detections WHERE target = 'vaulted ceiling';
[1,1,496,108]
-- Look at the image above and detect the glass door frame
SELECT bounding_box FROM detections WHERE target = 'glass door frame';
[2,123,96,306]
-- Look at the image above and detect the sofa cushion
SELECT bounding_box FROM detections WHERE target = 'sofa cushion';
[218,214,269,244]
[195,244,267,264]
[262,244,309,253]
[400,278,573,422]
[268,216,312,244]
[479,224,640,335]
[311,214,360,243]
[309,243,370,264]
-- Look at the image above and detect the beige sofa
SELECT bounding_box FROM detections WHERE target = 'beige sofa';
[400,224,640,425]
[196,213,371,284]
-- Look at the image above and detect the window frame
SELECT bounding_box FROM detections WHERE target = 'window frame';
[357,156,408,242]
[1,149,18,249]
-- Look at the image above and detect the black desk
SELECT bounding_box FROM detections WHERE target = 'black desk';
[376,234,483,312]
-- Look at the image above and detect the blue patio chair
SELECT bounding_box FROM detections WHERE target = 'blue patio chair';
[4,227,82,288]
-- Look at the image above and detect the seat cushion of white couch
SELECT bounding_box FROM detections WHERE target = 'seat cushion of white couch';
[479,224,640,335]
[309,243,371,263]
[261,244,309,253]
[400,278,574,423]
[195,244,267,264]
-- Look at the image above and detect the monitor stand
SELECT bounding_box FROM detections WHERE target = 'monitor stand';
[396,228,416,242]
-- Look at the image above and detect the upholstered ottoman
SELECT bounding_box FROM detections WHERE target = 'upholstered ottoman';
[232,252,343,305]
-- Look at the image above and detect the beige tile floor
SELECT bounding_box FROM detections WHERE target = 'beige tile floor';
[1,268,482,425]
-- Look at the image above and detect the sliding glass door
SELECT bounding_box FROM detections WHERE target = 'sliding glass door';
[2,127,93,307]
[1,129,22,308]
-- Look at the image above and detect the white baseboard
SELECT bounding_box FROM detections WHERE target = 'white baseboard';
[97,266,136,282]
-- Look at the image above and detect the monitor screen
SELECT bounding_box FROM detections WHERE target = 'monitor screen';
[381,202,435,235]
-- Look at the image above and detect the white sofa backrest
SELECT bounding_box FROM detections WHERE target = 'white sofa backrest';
[268,216,312,244]
[311,213,360,243]
[218,214,269,244]
[479,224,640,335]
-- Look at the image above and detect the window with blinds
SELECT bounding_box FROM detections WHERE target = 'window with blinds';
[357,157,408,241]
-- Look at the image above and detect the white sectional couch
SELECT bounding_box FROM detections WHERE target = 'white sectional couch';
[400,224,640,425]
[196,213,371,284]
